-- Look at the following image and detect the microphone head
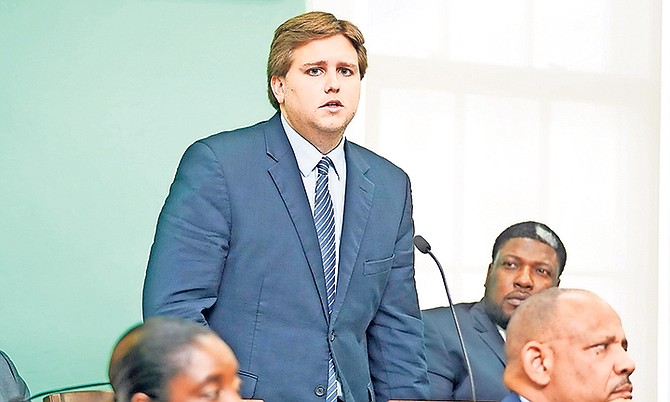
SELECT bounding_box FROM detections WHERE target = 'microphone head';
[413,235,431,254]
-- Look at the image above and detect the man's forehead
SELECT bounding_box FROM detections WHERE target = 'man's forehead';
[497,237,558,258]
[293,35,356,56]
[556,298,623,337]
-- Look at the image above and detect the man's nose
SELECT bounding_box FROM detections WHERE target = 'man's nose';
[616,347,636,375]
[514,267,533,289]
[325,71,340,93]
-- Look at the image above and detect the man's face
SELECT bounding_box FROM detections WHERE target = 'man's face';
[271,34,360,150]
[168,334,242,402]
[549,301,635,401]
[483,238,560,327]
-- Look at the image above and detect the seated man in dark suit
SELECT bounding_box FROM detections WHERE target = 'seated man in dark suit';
[108,317,242,402]
[0,350,30,402]
[422,221,566,401]
[501,288,635,402]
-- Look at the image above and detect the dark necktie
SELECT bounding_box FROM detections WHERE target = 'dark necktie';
[314,156,337,402]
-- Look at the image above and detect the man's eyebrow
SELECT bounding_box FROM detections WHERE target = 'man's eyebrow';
[337,61,357,68]
[299,61,358,69]
[300,61,327,68]
[584,335,616,350]
[603,335,616,344]
[196,373,224,386]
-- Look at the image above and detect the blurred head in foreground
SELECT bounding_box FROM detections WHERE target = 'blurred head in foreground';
[109,317,241,402]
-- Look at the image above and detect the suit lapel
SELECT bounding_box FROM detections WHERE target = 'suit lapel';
[471,300,506,364]
[330,142,374,323]
[264,114,330,319]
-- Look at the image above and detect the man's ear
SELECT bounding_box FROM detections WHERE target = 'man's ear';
[270,76,285,105]
[521,341,552,386]
[130,392,152,402]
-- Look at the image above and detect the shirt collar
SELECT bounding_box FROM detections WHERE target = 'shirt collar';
[281,114,345,179]
[497,324,507,341]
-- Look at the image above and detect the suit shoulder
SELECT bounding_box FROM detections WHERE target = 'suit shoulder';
[0,350,18,372]
[199,116,272,147]
[346,141,408,181]
[423,302,478,316]
[178,115,281,164]
[422,302,479,330]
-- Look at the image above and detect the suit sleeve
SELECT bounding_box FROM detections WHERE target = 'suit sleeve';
[422,309,457,399]
[366,176,430,401]
[142,141,231,324]
[0,351,30,402]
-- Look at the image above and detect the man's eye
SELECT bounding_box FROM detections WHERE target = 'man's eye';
[593,344,608,353]
[503,261,516,268]
[339,68,353,76]
[307,68,322,76]
[200,390,220,400]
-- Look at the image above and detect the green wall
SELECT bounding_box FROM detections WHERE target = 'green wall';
[0,0,304,395]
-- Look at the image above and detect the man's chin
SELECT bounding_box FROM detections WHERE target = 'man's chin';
[482,298,511,329]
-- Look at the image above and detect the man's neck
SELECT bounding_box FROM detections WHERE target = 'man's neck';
[279,112,345,154]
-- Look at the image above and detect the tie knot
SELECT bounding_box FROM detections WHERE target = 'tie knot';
[317,156,332,176]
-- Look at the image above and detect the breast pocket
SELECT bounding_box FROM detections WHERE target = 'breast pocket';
[238,370,258,398]
[363,255,394,276]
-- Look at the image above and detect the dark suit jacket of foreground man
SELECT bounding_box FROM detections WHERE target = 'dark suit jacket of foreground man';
[422,300,508,401]
[0,350,30,402]
[143,113,429,402]
[499,391,523,402]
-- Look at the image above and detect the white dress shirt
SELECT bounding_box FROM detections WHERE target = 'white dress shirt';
[282,114,347,290]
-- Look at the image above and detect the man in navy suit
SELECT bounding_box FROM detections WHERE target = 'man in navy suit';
[422,221,566,401]
[143,11,429,402]
[501,288,635,402]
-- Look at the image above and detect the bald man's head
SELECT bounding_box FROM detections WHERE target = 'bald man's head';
[504,287,565,360]
[503,288,635,402]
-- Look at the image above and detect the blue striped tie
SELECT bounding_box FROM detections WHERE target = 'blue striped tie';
[314,156,338,402]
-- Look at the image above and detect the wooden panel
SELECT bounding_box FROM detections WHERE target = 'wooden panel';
[43,391,114,402]
[43,392,262,402]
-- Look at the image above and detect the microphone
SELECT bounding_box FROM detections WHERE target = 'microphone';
[414,235,477,402]
[413,235,431,254]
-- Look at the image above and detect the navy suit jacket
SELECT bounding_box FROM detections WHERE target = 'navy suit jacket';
[500,391,523,402]
[0,351,30,402]
[422,300,509,401]
[143,113,429,402]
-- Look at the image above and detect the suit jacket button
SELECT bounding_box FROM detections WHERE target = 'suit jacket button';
[329,331,336,341]
[314,385,326,397]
